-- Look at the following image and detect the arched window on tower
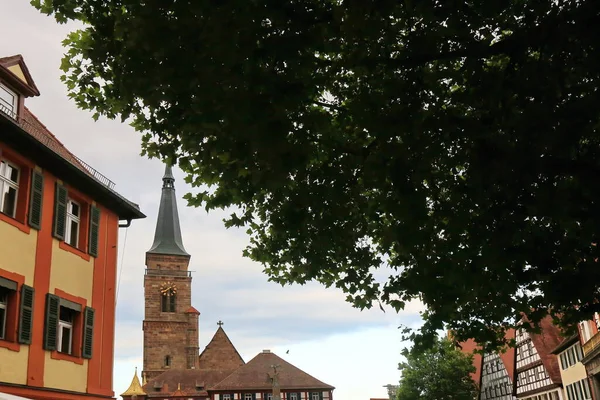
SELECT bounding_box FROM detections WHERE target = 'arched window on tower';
[164,355,171,367]
[160,282,177,313]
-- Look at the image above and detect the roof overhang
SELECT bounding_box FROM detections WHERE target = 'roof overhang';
[0,392,34,400]
[550,333,580,355]
[0,114,145,221]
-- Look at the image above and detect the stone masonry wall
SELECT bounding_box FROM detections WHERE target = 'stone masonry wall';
[143,252,198,379]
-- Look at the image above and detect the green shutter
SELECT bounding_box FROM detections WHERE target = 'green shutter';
[18,285,35,344]
[43,293,60,350]
[28,171,44,229]
[52,183,67,240]
[82,306,95,359]
[88,205,100,257]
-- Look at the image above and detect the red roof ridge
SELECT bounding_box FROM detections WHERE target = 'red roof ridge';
[20,106,87,171]
[526,315,563,386]
[185,306,200,315]
[0,55,24,65]
[212,351,334,390]
[23,106,60,140]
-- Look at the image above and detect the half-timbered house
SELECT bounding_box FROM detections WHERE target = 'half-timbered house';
[514,318,564,400]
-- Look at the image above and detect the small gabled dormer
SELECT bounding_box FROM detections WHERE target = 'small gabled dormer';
[0,54,40,120]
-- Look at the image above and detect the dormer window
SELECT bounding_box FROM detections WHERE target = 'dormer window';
[0,82,17,119]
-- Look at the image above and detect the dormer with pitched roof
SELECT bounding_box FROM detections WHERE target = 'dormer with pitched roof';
[0,55,40,120]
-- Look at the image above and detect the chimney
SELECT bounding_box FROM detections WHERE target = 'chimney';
[262,350,271,353]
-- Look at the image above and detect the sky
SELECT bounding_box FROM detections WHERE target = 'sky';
[1,3,426,399]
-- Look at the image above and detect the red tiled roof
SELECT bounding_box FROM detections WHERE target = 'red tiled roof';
[529,316,563,385]
[212,351,334,391]
[455,338,483,384]
[143,368,232,398]
[20,107,85,168]
[185,306,201,315]
[198,327,245,371]
[455,329,517,384]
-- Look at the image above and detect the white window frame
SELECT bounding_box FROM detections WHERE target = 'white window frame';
[244,394,253,400]
[222,395,231,400]
[580,321,593,343]
[289,394,298,400]
[311,393,320,400]
[65,199,81,248]
[0,160,19,218]
[0,82,18,118]
[57,306,73,354]
[0,289,7,340]
[265,394,272,400]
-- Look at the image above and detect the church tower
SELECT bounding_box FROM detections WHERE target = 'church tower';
[142,165,200,382]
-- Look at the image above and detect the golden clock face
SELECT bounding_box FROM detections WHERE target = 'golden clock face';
[160,281,177,296]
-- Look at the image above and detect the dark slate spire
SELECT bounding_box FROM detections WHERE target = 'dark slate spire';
[147,164,190,257]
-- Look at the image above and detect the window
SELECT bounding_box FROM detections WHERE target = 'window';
[561,343,584,370]
[289,394,298,400]
[65,199,80,247]
[583,378,592,399]
[566,379,592,400]
[161,290,176,313]
[264,394,273,400]
[0,287,7,340]
[222,395,231,400]
[244,394,253,400]
[311,393,321,400]
[58,306,74,354]
[0,83,17,118]
[0,277,28,345]
[44,294,96,359]
[52,183,101,256]
[164,355,171,367]
[580,321,593,342]
[0,160,19,218]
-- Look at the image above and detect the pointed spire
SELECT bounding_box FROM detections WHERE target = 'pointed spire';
[147,163,190,257]
[121,367,146,397]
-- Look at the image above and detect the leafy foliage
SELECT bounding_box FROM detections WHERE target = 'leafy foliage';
[397,337,478,400]
[32,0,600,350]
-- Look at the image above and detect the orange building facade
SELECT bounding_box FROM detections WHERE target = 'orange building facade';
[0,54,145,399]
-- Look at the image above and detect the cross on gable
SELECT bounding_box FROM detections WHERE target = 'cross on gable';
[217,320,224,327]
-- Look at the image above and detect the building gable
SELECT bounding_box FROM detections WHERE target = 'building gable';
[481,352,516,400]
[198,326,245,372]
[515,318,563,398]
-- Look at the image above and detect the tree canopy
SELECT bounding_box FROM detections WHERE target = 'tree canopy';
[396,336,478,400]
[32,0,600,350]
